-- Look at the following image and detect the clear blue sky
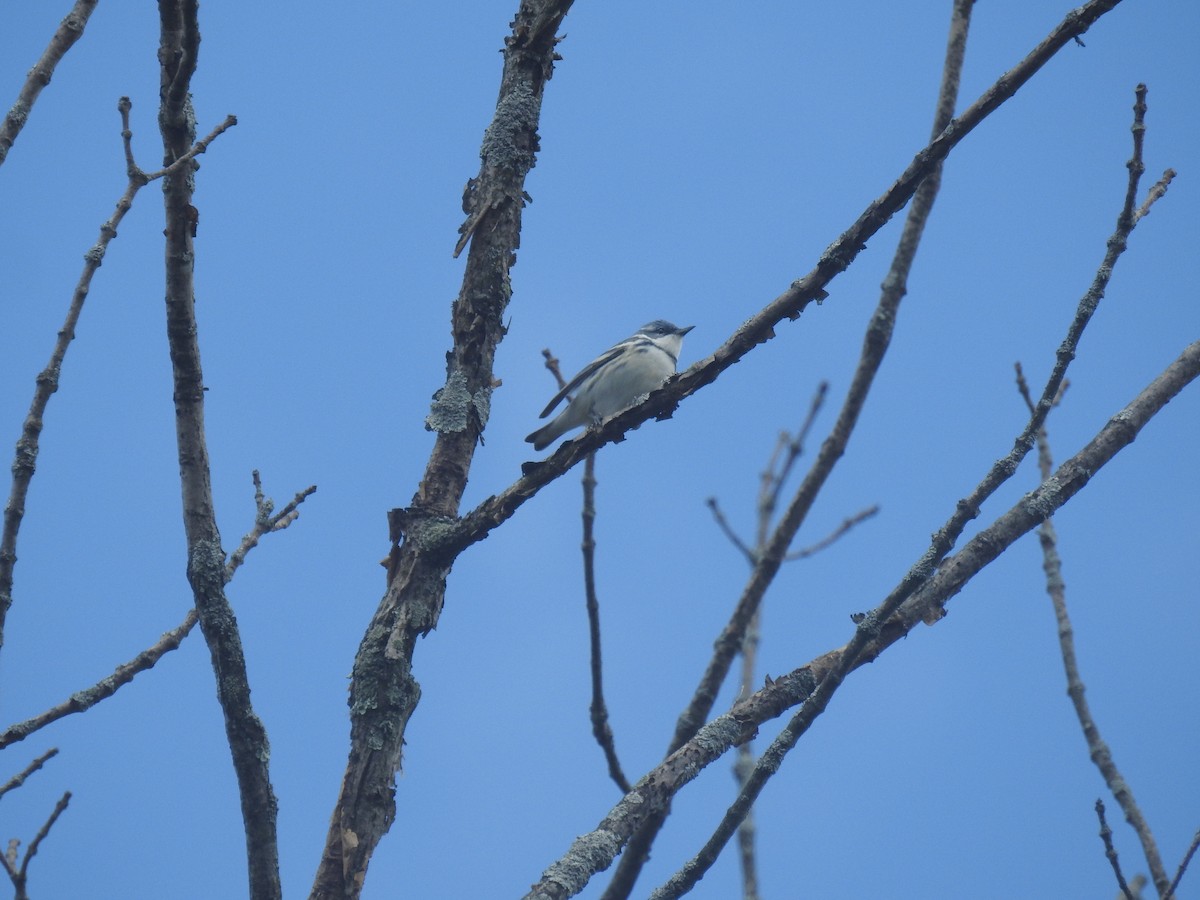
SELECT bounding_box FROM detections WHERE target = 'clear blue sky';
[1,2,1197,898]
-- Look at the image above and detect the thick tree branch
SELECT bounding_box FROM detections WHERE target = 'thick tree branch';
[311,3,576,897]
[525,338,1200,900]
[0,0,98,168]
[157,3,278,899]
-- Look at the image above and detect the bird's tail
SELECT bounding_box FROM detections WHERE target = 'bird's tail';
[525,417,565,451]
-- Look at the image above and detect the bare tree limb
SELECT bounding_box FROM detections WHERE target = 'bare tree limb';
[227,471,318,580]
[1166,827,1200,900]
[525,336,1200,900]
[0,748,58,800]
[1097,799,1138,900]
[0,97,235,653]
[156,3,278,898]
[461,0,1128,553]
[640,2,974,894]
[0,469,311,751]
[1018,363,1169,894]
[0,752,70,900]
[311,3,576,896]
[0,0,98,168]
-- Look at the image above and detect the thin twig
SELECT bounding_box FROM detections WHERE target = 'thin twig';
[1,466,311,750]
[705,498,755,564]
[784,505,880,561]
[1097,799,1137,900]
[226,471,318,580]
[541,349,631,794]
[0,750,70,900]
[19,791,71,882]
[0,748,58,800]
[1166,827,1200,900]
[761,382,829,523]
[0,98,237,652]
[1133,170,1175,224]
[0,613,197,749]
[0,0,98,168]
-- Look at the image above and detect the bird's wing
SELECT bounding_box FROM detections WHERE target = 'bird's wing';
[538,342,628,418]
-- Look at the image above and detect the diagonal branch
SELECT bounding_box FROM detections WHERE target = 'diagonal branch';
[633,2,975,894]
[645,77,1174,899]
[0,470,312,751]
[455,0,1128,556]
[1018,364,1169,894]
[524,337,1200,900]
[0,98,235,653]
[0,748,58,800]
[0,0,98,168]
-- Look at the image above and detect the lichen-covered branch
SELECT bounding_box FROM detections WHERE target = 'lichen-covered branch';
[157,3,278,899]
[309,3,576,898]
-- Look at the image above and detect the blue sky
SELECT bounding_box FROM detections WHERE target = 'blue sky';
[1,2,1197,898]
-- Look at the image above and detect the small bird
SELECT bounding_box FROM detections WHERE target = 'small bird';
[526,320,694,450]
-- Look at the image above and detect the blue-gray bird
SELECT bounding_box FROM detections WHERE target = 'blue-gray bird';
[526,320,694,450]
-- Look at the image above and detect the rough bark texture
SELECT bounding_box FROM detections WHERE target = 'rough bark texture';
[309,3,575,898]
[158,3,281,899]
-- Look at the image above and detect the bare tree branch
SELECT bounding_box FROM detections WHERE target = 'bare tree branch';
[1166,827,1200,900]
[227,471,318,580]
[311,3,577,896]
[1097,799,1138,900]
[0,97,236,653]
[461,0,1129,553]
[525,336,1200,900]
[0,0,98,168]
[1017,364,1170,895]
[643,2,974,894]
[0,748,58,800]
[1,751,70,900]
[1,466,309,750]
[647,75,1172,899]
[156,3,278,898]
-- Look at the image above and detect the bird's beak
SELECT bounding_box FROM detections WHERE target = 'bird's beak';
[678,325,695,336]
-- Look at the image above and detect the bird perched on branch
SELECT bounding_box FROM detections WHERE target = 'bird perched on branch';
[526,320,694,451]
